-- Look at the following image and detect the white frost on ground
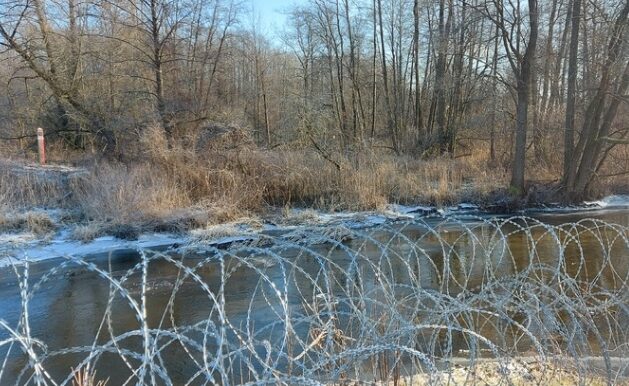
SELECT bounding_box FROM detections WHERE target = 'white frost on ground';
[385,204,435,216]
[287,207,417,228]
[371,357,614,386]
[457,202,480,210]
[0,233,38,250]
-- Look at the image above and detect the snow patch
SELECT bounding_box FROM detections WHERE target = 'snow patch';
[532,195,629,213]
[585,195,629,209]
[386,204,435,216]
[457,203,480,210]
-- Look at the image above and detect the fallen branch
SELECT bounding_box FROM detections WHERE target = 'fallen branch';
[307,133,342,171]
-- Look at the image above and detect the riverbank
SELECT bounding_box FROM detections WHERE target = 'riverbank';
[1,145,628,256]
[2,193,628,268]
[0,201,472,265]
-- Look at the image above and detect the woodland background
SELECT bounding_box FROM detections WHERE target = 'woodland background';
[0,0,628,225]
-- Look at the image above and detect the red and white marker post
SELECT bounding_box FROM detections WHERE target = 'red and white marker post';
[37,127,46,165]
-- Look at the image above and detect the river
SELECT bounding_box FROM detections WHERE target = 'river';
[0,208,628,385]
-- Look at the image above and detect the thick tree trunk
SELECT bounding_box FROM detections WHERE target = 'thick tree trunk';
[563,0,581,184]
[510,0,538,194]
[433,0,452,153]
[574,60,629,194]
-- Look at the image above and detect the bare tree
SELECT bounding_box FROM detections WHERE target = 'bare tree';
[485,0,539,194]
[0,0,116,148]
[564,0,629,198]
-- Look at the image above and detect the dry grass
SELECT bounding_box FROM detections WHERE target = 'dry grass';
[70,223,103,243]
[0,159,84,210]
[0,211,21,232]
[70,163,192,223]
[0,144,522,232]
[282,208,320,224]
[24,211,56,236]
[370,359,616,386]
[0,210,55,236]
[71,366,108,386]
[190,223,243,241]
[264,148,507,209]
[0,128,625,232]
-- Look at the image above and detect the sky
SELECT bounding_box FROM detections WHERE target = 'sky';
[253,0,307,33]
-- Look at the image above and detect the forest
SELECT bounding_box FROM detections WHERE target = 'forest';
[0,0,628,224]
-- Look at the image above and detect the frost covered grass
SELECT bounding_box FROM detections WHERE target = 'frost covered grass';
[0,216,628,385]
[0,159,82,210]
[189,223,243,241]
[70,223,104,243]
[71,366,108,386]
[0,210,56,236]
[368,359,616,385]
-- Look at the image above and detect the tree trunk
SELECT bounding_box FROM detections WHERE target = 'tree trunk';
[432,0,452,153]
[377,0,398,152]
[150,0,172,143]
[413,0,423,137]
[563,0,581,184]
[489,24,500,165]
[510,0,539,194]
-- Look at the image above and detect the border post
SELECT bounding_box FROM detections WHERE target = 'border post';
[37,127,46,165]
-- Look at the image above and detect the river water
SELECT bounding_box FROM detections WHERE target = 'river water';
[0,208,628,385]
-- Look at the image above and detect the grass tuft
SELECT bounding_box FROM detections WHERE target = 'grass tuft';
[24,211,56,236]
[70,223,104,243]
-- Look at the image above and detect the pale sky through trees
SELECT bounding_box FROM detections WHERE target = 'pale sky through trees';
[255,0,306,31]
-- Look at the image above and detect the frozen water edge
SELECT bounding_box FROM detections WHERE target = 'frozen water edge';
[0,233,186,268]
[530,194,629,213]
[0,209,412,267]
[1,195,627,267]
[584,194,629,209]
